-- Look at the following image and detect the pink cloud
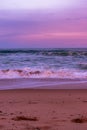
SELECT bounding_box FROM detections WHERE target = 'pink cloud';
[0,3,87,48]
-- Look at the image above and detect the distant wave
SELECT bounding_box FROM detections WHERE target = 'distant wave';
[0,67,87,79]
[0,49,87,56]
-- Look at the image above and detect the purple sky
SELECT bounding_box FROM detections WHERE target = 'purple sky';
[0,0,87,48]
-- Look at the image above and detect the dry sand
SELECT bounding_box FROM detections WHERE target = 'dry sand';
[0,89,87,130]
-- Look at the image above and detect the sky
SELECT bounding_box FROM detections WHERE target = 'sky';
[0,0,87,48]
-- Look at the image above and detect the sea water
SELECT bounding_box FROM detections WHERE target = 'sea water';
[0,48,87,89]
[0,48,87,79]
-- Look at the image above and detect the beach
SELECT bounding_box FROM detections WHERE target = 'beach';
[0,88,87,130]
[0,49,87,129]
[0,0,87,128]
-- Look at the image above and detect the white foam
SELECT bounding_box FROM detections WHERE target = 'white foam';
[0,67,87,79]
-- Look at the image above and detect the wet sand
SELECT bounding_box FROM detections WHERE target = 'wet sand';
[0,89,87,130]
[0,78,87,90]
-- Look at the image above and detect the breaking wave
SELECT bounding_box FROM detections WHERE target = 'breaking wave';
[0,67,87,79]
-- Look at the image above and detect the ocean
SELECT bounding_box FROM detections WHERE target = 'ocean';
[0,48,87,79]
[0,48,87,89]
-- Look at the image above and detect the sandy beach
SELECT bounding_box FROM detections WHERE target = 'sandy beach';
[0,0,87,129]
[0,89,87,130]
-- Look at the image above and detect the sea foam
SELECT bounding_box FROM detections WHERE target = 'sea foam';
[0,67,87,79]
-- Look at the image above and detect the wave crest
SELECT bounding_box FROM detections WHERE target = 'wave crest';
[0,67,87,79]
[1,49,87,56]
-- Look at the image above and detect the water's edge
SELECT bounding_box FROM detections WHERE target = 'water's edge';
[0,78,87,90]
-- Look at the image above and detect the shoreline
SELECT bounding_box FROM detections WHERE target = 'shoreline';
[0,78,87,90]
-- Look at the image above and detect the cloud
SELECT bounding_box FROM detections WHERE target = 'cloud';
[0,2,87,48]
[0,0,77,10]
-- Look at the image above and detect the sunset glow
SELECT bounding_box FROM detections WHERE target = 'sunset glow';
[0,0,76,10]
[0,0,87,48]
